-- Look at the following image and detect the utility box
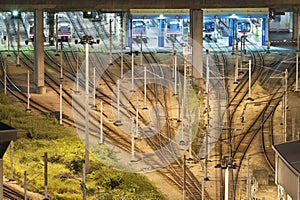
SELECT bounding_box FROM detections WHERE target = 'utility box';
[253,169,269,185]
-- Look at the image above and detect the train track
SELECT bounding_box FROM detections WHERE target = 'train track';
[3,184,24,200]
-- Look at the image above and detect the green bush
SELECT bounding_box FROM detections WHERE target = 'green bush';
[1,93,166,199]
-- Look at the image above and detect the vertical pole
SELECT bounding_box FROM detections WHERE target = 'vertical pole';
[85,42,90,173]
[297,11,300,51]
[172,43,175,78]
[131,118,135,162]
[4,59,6,95]
[125,13,130,48]
[248,60,253,100]
[240,42,243,74]
[144,65,147,108]
[205,86,210,180]
[114,81,122,125]
[232,20,235,52]
[246,156,250,200]
[285,69,288,108]
[117,80,120,121]
[267,16,271,53]
[121,30,124,79]
[10,141,13,181]
[7,19,10,55]
[191,9,203,80]
[183,59,187,117]
[27,70,31,111]
[234,39,239,84]
[130,16,133,53]
[140,31,143,66]
[206,52,209,93]
[109,19,113,65]
[240,36,243,56]
[284,69,288,142]
[93,67,96,109]
[296,53,299,91]
[261,17,267,46]
[34,9,46,94]
[131,53,135,92]
[282,94,285,140]
[174,53,177,95]
[228,18,233,47]
[135,97,139,138]
[100,101,103,144]
[225,167,229,200]
[16,18,20,66]
[55,14,59,56]
[0,159,2,199]
[180,103,184,144]
[76,54,79,93]
[234,24,238,54]
[82,163,86,200]
[44,152,48,199]
[183,155,186,200]
[60,44,63,79]
[24,170,27,200]
[59,84,63,125]
[188,115,192,158]
[49,12,55,46]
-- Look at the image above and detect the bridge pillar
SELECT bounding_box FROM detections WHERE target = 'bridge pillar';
[261,17,267,46]
[228,18,234,46]
[125,14,131,48]
[34,8,46,94]
[191,9,203,79]
[48,12,55,46]
[158,18,165,47]
[292,9,299,45]
[120,12,125,49]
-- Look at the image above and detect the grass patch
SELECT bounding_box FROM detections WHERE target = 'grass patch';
[0,93,166,199]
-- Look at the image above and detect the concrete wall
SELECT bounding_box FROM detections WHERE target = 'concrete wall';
[276,157,300,200]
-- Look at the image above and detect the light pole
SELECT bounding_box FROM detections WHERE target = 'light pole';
[7,15,11,57]
[296,51,299,91]
[247,59,254,101]
[16,17,20,66]
[205,50,209,94]
[114,80,123,126]
[109,19,113,65]
[143,65,147,109]
[55,14,59,56]
[234,39,239,84]
[59,84,63,125]
[26,70,31,112]
[99,101,103,144]
[131,52,135,92]
[79,35,94,173]
[174,51,178,96]
[283,69,288,142]
[215,156,237,200]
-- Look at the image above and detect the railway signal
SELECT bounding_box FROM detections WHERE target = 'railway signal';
[11,10,21,19]
[83,11,97,19]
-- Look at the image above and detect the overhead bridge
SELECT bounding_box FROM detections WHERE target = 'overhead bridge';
[0,0,299,94]
[0,0,299,10]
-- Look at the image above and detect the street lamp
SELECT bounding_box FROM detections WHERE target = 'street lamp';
[215,156,238,200]
[79,35,96,173]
